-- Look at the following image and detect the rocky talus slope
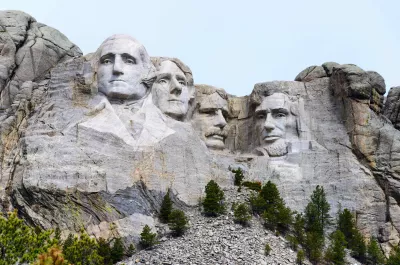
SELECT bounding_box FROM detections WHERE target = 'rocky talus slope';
[120,187,309,265]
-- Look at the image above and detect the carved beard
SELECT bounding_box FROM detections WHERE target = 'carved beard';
[262,139,288,157]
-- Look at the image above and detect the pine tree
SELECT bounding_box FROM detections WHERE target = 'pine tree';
[159,189,173,223]
[350,229,367,262]
[62,232,103,265]
[249,193,267,215]
[97,237,112,265]
[324,230,347,265]
[260,181,283,210]
[232,168,244,186]
[304,185,331,236]
[234,203,252,226]
[293,213,306,245]
[140,225,158,248]
[202,180,225,216]
[337,208,355,247]
[126,244,136,256]
[305,231,324,265]
[168,209,189,236]
[387,246,400,265]
[111,237,125,263]
[366,237,385,265]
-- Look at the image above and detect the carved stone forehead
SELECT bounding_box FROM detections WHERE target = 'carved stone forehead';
[256,93,290,111]
[158,60,185,76]
[100,35,142,54]
[199,92,228,111]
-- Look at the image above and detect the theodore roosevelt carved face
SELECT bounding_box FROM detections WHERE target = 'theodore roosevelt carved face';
[192,86,229,150]
[96,35,153,100]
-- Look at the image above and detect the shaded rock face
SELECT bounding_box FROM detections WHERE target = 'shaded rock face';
[0,10,399,252]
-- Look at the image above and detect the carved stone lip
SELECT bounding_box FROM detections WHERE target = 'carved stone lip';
[263,135,281,141]
[208,134,225,140]
[168,99,183,103]
[109,79,126,83]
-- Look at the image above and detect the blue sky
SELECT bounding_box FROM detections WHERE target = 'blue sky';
[3,0,400,96]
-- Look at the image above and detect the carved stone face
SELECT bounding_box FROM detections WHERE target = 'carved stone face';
[254,93,296,156]
[152,60,190,120]
[97,36,149,100]
[192,92,228,150]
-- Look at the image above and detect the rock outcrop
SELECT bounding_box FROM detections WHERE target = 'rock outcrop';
[1,10,400,258]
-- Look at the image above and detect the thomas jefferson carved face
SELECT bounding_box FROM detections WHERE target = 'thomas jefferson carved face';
[152,60,190,120]
[97,35,150,100]
[254,93,297,156]
[192,92,229,150]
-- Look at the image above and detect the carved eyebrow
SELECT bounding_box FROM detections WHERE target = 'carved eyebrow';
[100,53,115,62]
[255,109,267,115]
[157,73,171,79]
[121,53,137,63]
[199,107,217,112]
[175,74,186,81]
[271,108,289,114]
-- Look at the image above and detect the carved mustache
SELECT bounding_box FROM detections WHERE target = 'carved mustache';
[205,129,228,138]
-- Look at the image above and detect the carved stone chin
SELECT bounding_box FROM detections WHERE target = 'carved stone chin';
[96,34,152,100]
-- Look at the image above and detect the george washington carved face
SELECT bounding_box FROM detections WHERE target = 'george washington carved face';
[96,35,153,100]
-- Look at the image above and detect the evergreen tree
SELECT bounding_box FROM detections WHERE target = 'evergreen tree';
[233,203,252,226]
[387,246,400,265]
[324,230,347,265]
[249,193,267,215]
[63,232,103,265]
[304,185,331,236]
[159,189,173,223]
[140,225,158,248]
[97,238,112,265]
[111,237,125,263]
[293,213,306,245]
[168,209,189,236]
[366,237,385,265]
[337,208,354,245]
[350,229,367,262]
[126,244,136,256]
[305,231,324,265]
[62,233,74,254]
[260,181,292,232]
[232,168,244,186]
[264,243,271,256]
[202,180,225,216]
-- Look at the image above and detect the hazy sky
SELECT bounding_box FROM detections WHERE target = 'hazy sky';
[3,0,400,96]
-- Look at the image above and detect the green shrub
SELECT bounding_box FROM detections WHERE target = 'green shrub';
[265,243,271,256]
[159,189,173,223]
[63,232,103,265]
[387,246,400,265]
[305,231,324,265]
[97,237,112,265]
[168,209,188,236]
[296,249,305,265]
[0,210,58,265]
[286,235,298,251]
[233,203,252,226]
[202,180,225,216]
[126,244,136,256]
[350,229,366,262]
[242,181,262,192]
[232,168,244,186]
[140,225,158,249]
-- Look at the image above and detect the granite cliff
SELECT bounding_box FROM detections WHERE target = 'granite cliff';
[0,10,399,260]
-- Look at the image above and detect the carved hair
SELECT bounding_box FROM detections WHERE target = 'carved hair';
[151,57,194,87]
[250,83,298,116]
[194,84,228,101]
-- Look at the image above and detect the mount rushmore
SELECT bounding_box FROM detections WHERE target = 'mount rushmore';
[1,10,400,254]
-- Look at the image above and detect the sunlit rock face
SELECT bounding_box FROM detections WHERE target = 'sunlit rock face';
[1,10,400,253]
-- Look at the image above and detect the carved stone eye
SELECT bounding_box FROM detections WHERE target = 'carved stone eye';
[103,59,112,64]
[159,79,167,84]
[126,58,135,64]
[178,80,186,86]
[275,113,286,118]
